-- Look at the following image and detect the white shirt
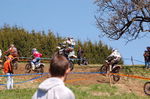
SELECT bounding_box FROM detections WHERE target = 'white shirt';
[109,50,121,59]
[64,38,75,46]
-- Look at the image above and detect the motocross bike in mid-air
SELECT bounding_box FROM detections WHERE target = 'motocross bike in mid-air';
[99,57,122,83]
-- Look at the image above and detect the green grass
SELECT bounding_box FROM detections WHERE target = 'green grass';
[69,84,150,99]
[0,88,36,99]
[1,84,149,99]
[123,65,150,78]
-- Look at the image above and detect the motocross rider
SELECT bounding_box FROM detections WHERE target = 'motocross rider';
[106,49,121,71]
[63,37,77,59]
[5,44,18,57]
[31,48,42,70]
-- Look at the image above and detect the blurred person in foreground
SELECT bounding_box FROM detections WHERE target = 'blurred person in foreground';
[32,55,75,99]
[3,55,14,89]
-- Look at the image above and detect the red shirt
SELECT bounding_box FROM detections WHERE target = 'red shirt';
[33,51,42,58]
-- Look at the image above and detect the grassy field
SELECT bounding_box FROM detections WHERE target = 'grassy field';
[0,83,149,99]
[0,65,150,99]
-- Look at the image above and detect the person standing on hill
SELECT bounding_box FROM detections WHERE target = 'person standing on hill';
[144,47,150,68]
[77,47,84,65]
[3,55,14,89]
[32,55,75,99]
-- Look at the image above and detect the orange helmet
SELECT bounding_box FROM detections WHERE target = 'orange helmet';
[8,55,14,59]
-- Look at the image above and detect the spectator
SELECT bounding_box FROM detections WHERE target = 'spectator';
[143,50,149,68]
[32,55,75,99]
[77,47,84,65]
[0,49,2,68]
[0,49,2,59]
[3,55,14,89]
[144,47,150,68]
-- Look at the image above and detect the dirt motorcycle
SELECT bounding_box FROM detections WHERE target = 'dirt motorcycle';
[56,43,76,71]
[78,57,88,65]
[99,57,122,82]
[25,59,44,73]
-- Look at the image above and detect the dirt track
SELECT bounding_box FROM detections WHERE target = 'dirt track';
[0,63,146,96]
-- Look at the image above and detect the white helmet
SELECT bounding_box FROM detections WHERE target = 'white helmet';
[112,48,117,52]
[10,44,14,47]
[32,48,37,53]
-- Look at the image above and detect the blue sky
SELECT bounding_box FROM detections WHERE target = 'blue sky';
[0,0,148,65]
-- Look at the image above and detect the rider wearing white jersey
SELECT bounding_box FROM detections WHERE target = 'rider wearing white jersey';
[63,37,77,58]
[107,49,122,68]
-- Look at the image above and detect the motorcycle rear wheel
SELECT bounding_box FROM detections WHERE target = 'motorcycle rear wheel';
[38,65,44,73]
[25,64,32,73]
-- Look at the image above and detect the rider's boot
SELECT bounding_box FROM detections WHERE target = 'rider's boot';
[109,65,112,72]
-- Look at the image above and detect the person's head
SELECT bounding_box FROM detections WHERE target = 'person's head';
[78,46,81,50]
[112,49,117,52]
[10,44,14,48]
[49,55,70,77]
[147,47,150,51]
[66,37,71,41]
[32,48,37,53]
[68,37,70,39]
[7,55,14,61]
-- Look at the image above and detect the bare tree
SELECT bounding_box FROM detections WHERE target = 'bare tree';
[94,0,150,41]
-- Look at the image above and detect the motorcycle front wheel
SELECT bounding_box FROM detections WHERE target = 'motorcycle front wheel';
[69,60,74,71]
[38,65,44,73]
[144,82,150,96]
[99,65,108,75]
